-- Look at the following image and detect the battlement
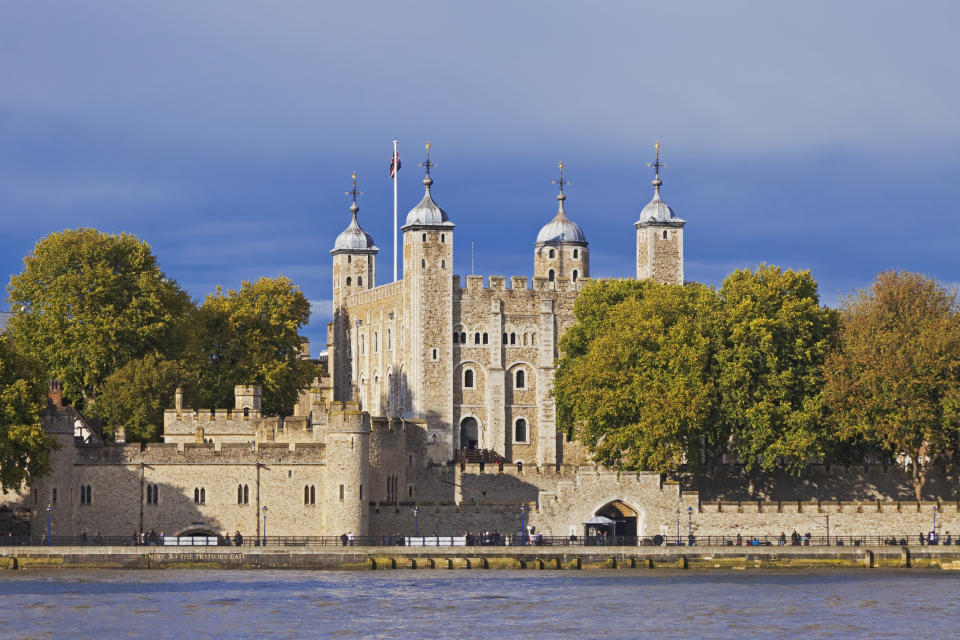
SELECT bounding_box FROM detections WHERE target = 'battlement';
[345,280,403,306]
[73,441,326,464]
[452,275,587,295]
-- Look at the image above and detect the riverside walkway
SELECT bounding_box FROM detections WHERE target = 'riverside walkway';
[3,544,960,570]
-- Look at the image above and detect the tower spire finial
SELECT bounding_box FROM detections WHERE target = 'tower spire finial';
[552,161,570,199]
[647,141,663,191]
[345,171,362,217]
[418,141,436,188]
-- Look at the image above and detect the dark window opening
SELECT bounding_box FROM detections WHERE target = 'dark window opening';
[516,369,525,388]
[482,333,488,344]
[548,269,555,281]
[464,369,474,388]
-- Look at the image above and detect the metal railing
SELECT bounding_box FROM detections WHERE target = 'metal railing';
[1,533,954,548]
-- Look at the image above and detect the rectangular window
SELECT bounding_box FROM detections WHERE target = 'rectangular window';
[52,488,57,505]
[408,485,413,498]
[359,485,363,500]
[339,485,344,501]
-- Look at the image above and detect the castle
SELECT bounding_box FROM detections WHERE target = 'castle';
[5,145,957,543]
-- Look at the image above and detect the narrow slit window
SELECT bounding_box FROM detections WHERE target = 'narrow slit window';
[516,369,525,389]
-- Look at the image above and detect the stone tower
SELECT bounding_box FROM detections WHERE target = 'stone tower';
[635,143,685,285]
[330,173,378,401]
[401,143,455,459]
[321,403,370,536]
[534,162,588,284]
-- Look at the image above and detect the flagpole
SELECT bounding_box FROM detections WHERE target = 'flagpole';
[393,139,398,282]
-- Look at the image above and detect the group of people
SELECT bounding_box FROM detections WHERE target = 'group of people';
[339,532,356,546]
[918,530,952,545]
[777,531,812,546]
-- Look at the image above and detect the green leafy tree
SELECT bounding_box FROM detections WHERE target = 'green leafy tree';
[186,277,315,416]
[555,280,721,472]
[0,332,52,492]
[824,271,960,501]
[88,355,181,443]
[7,229,192,407]
[716,264,836,473]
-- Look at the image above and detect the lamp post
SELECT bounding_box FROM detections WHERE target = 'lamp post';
[687,506,693,545]
[520,504,526,546]
[676,509,680,546]
[933,505,937,542]
[262,506,268,547]
[412,506,419,536]
[45,504,52,546]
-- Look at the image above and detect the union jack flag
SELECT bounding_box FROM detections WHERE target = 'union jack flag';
[389,151,401,179]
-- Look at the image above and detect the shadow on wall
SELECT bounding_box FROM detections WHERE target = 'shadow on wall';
[678,464,960,502]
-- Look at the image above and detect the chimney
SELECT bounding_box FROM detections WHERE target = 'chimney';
[114,426,126,443]
[48,380,63,409]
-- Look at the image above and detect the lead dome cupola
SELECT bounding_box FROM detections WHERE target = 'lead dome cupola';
[403,142,454,229]
[536,161,586,245]
[331,173,377,254]
[635,143,684,226]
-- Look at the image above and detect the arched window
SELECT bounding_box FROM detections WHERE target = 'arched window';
[421,259,426,268]
[573,249,579,259]
[460,332,466,343]
[510,333,516,345]
[441,234,445,243]
[347,255,352,263]
[243,407,249,417]
[346,277,352,286]
[243,484,249,504]
[86,485,91,504]
[194,488,200,504]
[200,488,205,503]
[532,333,537,345]
[474,332,480,344]
[548,269,555,281]
[387,329,392,350]
[431,348,438,360]
[422,233,427,242]
[310,485,315,504]
[464,369,474,388]
[153,485,159,505]
[304,485,310,504]
[663,230,668,239]
[572,270,578,282]
[503,332,508,344]
[238,485,243,504]
[515,418,527,442]
[549,248,555,258]
[441,260,446,269]
[357,276,363,286]
[523,333,528,346]
[482,333,488,344]
[360,334,365,354]
[516,369,525,389]
[453,332,459,344]
[373,331,378,352]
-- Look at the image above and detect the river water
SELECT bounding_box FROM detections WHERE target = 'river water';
[0,569,956,639]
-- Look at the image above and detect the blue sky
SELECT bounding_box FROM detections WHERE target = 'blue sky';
[2,1,958,349]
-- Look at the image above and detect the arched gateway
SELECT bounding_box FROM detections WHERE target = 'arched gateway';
[459,417,479,450]
[588,501,639,543]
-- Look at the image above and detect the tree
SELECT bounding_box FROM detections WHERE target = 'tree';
[6,229,192,407]
[824,271,960,501]
[88,355,181,443]
[554,280,721,473]
[185,277,315,416]
[715,265,837,473]
[0,332,52,492]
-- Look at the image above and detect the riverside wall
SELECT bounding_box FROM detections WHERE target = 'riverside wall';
[3,545,960,571]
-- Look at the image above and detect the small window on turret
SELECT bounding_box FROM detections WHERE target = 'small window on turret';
[572,270,578,282]
[346,277,352,286]
[464,369,474,388]
[441,234,445,243]
[422,233,426,242]
[663,230,668,239]
[549,249,555,258]
[548,270,555,281]
[441,260,445,269]
[573,249,579,259]
[347,255,352,263]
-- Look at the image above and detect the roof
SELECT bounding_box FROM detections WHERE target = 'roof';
[536,194,587,245]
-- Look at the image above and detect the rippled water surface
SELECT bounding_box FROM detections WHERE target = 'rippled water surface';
[0,569,958,639]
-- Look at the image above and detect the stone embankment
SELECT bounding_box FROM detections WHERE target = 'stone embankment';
[3,545,960,570]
